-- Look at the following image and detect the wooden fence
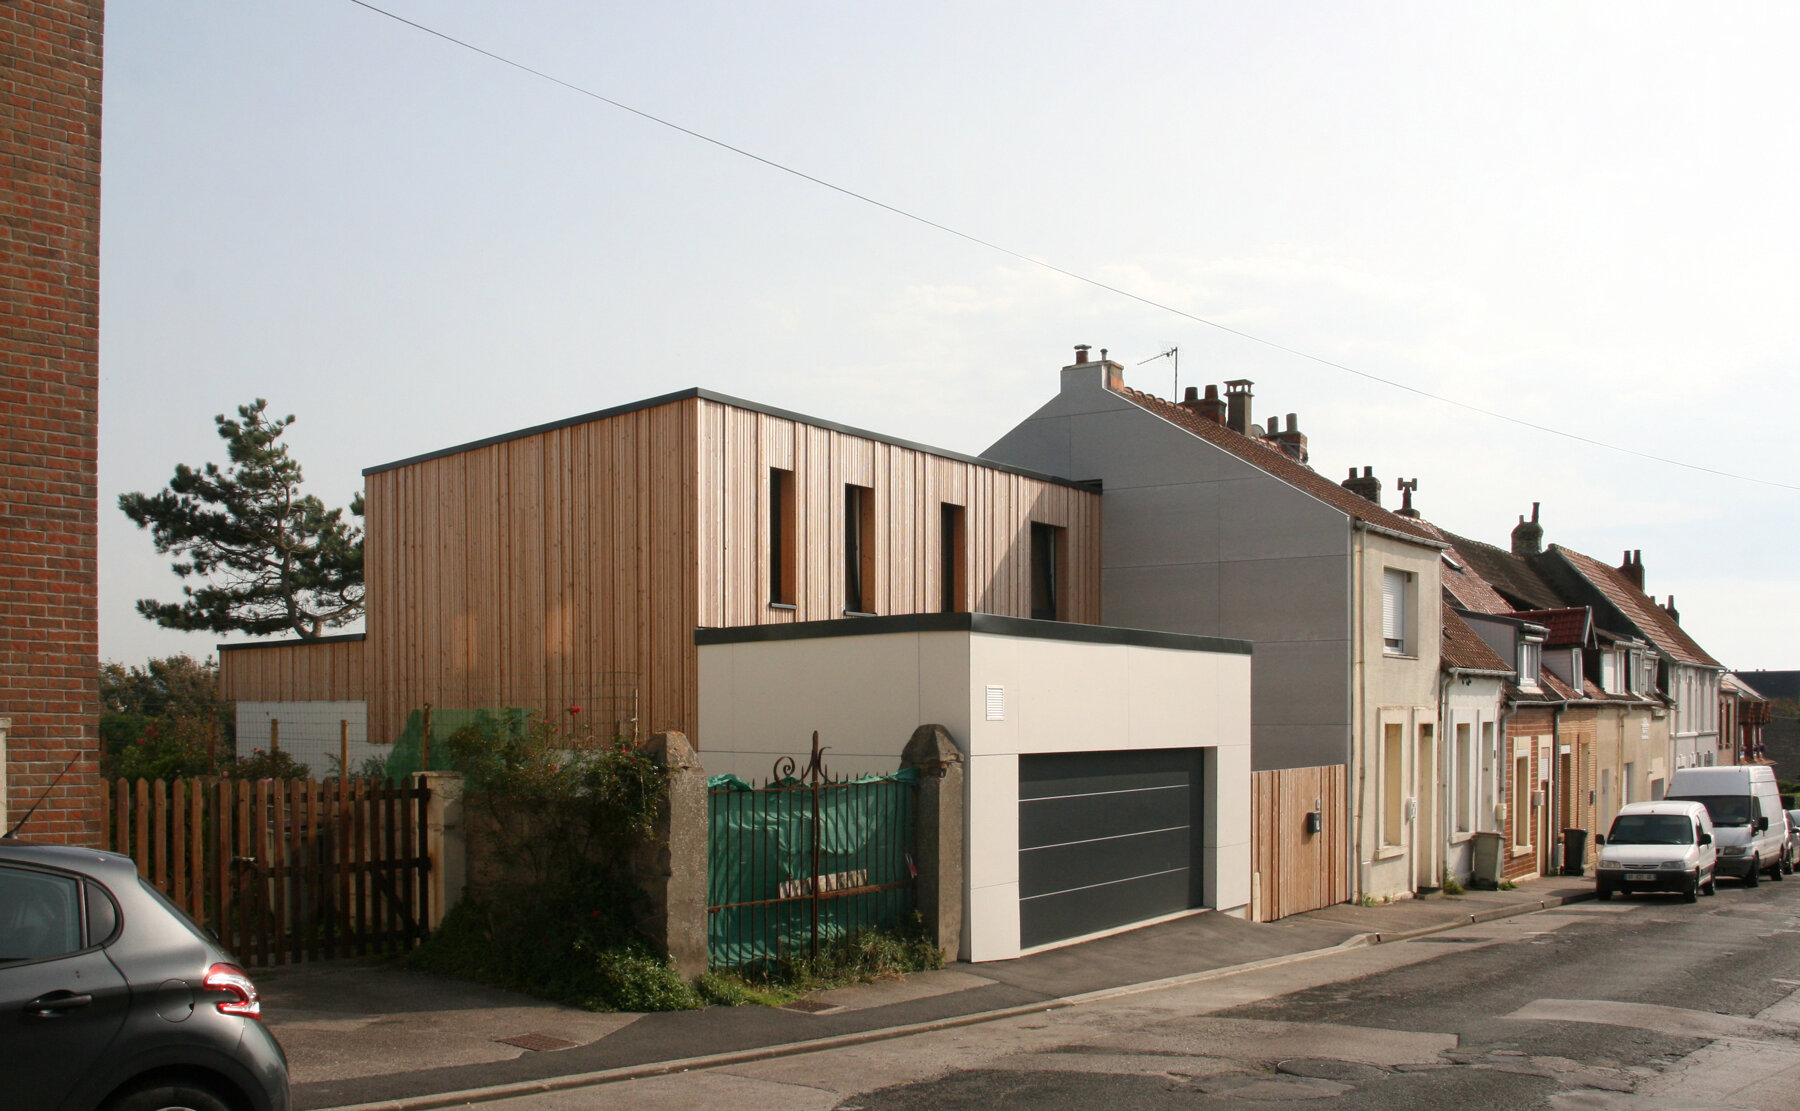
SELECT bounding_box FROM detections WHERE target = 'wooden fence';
[1250,764,1348,922]
[101,777,432,966]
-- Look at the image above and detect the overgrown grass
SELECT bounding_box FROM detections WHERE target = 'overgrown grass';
[699,919,946,1006]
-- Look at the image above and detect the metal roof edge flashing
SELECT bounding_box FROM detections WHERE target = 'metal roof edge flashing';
[695,613,1252,655]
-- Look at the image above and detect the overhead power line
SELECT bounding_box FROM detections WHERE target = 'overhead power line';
[345,0,1798,494]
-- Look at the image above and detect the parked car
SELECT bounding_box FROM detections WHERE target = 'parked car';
[0,838,290,1111]
[1594,800,1717,902]
[1786,808,1800,875]
[1667,765,1787,886]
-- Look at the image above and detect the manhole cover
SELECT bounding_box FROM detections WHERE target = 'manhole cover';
[1277,1059,1390,1083]
[495,1033,578,1052]
[782,998,840,1014]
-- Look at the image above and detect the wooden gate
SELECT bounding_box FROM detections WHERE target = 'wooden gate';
[1250,765,1348,922]
[102,777,432,966]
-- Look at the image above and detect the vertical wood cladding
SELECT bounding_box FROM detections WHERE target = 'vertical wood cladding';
[218,638,366,703]
[351,395,1100,748]
[1,1,105,844]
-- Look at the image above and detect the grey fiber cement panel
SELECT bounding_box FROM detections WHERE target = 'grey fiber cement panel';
[983,415,1075,481]
[1069,407,1258,489]
[1102,482,1223,568]
[1214,478,1351,563]
[1250,639,1352,727]
[1101,563,1221,637]
[1216,555,1351,643]
[1250,723,1353,773]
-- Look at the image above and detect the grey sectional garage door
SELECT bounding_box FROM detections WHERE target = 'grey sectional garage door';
[1018,749,1204,950]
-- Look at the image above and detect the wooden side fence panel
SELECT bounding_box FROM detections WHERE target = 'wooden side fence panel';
[101,777,432,966]
[1250,765,1348,922]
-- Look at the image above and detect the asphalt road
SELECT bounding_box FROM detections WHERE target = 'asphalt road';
[471,881,1800,1111]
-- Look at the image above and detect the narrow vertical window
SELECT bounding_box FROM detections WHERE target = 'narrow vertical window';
[1030,522,1064,621]
[1455,723,1472,834]
[1382,569,1408,654]
[1383,723,1404,846]
[1513,751,1532,848]
[940,503,966,613]
[844,484,875,614]
[769,468,796,606]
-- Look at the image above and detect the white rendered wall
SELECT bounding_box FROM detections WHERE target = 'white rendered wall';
[698,624,1253,962]
[235,701,374,778]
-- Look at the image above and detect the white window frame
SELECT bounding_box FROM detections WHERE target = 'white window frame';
[1517,639,1543,691]
[1382,569,1411,656]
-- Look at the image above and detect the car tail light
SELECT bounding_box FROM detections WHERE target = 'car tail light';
[204,963,262,1020]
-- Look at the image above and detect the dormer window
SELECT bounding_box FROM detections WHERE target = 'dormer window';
[1600,651,1619,694]
[1517,638,1543,691]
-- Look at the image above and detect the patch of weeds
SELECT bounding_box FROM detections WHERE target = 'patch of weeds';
[1441,870,1466,896]
[694,971,789,1007]
[711,914,946,1002]
[1498,878,1517,890]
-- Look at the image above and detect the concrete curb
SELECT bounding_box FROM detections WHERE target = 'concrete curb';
[313,891,1592,1111]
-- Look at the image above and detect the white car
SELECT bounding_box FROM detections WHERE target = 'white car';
[1595,800,1718,903]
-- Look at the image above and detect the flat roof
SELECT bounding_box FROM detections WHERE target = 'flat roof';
[695,612,1252,655]
[363,387,1101,492]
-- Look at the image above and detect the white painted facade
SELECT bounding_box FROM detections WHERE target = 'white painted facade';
[697,614,1253,961]
[1439,678,1507,885]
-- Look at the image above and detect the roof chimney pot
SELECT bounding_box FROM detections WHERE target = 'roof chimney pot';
[1341,466,1382,506]
[1511,502,1544,557]
[1224,379,1254,435]
[1074,344,1090,364]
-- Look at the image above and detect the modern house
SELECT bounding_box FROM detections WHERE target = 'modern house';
[220,386,1254,957]
[982,347,1446,902]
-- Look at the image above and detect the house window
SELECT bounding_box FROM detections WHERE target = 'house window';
[1030,522,1065,621]
[1383,723,1404,847]
[1455,723,1472,834]
[1480,722,1497,832]
[1381,569,1410,655]
[769,468,796,606]
[844,484,875,614]
[940,503,966,613]
[1600,651,1618,694]
[1512,750,1532,849]
[1517,640,1542,691]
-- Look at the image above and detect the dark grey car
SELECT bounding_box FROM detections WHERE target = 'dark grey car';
[0,839,290,1111]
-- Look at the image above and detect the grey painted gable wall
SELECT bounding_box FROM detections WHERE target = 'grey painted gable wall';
[985,364,1352,772]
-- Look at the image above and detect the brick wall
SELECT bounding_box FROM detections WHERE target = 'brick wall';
[1,1,105,844]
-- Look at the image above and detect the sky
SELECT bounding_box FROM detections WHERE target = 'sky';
[97,2,1800,673]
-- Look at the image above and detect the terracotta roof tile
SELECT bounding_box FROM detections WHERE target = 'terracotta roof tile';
[1112,386,1442,545]
[1442,602,1512,674]
[1508,608,1590,647]
[1550,545,1721,669]
[1438,532,1564,611]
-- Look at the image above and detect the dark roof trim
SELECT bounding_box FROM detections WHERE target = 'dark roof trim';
[363,387,1102,492]
[217,632,367,653]
[1352,518,1450,550]
[695,612,1253,655]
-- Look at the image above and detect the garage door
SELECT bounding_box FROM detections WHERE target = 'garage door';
[1018,749,1204,950]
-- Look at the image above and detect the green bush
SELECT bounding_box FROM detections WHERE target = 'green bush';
[222,747,311,780]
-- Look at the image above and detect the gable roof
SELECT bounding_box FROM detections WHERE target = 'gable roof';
[1508,608,1590,647]
[1547,545,1721,669]
[1437,532,1565,611]
[1111,386,1442,545]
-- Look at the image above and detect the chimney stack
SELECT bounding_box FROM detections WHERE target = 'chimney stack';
[1073,344,1090,364]
[1269,413,1309,463]
[1662,595,1680,624]
[1617,549,1644,590]
[1511,502,1543,557]
[1395,477,1420,518]
[1341,466,1382,506]
[1225,380,1254,435]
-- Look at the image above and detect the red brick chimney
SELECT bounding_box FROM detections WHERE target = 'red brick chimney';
[1617,550,1644,590]
[1511,503,1543,557]
[1181,384,1228,424]
[1342,467,1382,506]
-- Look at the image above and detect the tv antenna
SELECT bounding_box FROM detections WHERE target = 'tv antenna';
[1139,347,1178,398]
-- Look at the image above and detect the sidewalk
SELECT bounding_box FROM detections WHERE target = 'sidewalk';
[264,875,1595,1111]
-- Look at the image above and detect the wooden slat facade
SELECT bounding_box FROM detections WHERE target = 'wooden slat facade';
[280,393,1106,748]
[219,636,366,703]
[1250,764,1348,921]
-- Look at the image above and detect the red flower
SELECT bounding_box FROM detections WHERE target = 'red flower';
[568,706,582,715]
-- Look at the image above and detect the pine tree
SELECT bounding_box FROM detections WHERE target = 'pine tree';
[119,399,364,639]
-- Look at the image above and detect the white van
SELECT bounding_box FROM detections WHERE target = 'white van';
[1667,765,1787,886]
[1594,800,1717,902]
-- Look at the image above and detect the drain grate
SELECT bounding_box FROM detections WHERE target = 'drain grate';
[495,1033,579,1052]
[782,998,840,1014]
